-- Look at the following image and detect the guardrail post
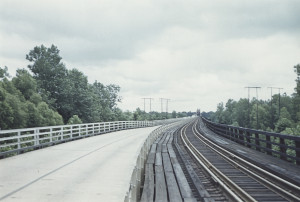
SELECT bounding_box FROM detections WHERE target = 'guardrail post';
[266,134,272,155]
[239,129,245,145]
[79,125,82,137]
[92,123,95,135]
[70,126,73,139]
[255,133,260,151]
[35,129,39,146]
[50,128,53,143]
[229,127,233,140]
[246,131,251,148]
[61,127,64,140]
[279,137,287,161]
[233,128,238,142]
[17,131,21,151]
[296,140,300,165]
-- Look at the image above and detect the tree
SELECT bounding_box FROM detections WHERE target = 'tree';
[26,44,68,110]
[172,110,177,118]
[12,69,37,100]
[59,68,93,122]
[91,81,121,122]
[37,102,63,126]
[233,98,249,127]
[67,115,83,125]
[213,102,225,123]
[294,64,300,95]
[0,66,10,79]
[223,99,237,124]
[275,107,293,133]
[0,83,14,129]
[0,68,64,129]
[293,64,300,123]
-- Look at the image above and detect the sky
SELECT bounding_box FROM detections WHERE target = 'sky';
[1,0,300,113]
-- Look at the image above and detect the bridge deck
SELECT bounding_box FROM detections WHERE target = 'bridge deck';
[0,126,159,202]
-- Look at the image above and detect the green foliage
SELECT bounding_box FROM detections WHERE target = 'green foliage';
[37,102,64,126]
[12,69,37,100]
[0,66,10,79]
[207,64,300,136]
[294,64,300,95]
[26,45,68,111]
[282,125,300,136]
[0,69,63,129]
[128,108,189,121]
[293,64,300,123]
[67,115,83,125]
[1,44,185,130]
[172,111,177,118]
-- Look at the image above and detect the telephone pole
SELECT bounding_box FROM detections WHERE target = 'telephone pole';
[160,98,171,118]
[141,98,154,112]
[142,98,146,112]
[245,87,261,129]
[166,99,171,118]
[277,88,283,118]
[160,98,164,113]
[149,98,154,112]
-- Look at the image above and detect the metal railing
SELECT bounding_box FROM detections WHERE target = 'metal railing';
[124,118,192,202]
[0,119,178,158]
[201,117,300,165]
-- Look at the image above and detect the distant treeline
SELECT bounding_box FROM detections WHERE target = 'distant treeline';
[202,64,300,136]
[0,45,189,130]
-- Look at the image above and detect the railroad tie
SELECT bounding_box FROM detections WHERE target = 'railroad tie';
[141,130,197,202]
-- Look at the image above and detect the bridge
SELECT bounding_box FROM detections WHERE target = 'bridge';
[1,118,300,201]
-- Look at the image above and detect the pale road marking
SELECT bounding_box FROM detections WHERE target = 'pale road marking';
[0,133,139,201]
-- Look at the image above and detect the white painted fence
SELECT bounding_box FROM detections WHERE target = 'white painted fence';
[0,119,179,158]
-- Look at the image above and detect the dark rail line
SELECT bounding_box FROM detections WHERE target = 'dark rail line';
[179,118,300,201]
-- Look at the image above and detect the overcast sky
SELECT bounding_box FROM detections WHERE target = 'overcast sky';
[1,0,300,113]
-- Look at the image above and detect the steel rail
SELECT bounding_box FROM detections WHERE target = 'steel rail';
[180,121,256,202]
[193,119,300,201]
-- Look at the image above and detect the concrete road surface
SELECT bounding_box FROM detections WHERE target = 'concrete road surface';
[0,126,159,202]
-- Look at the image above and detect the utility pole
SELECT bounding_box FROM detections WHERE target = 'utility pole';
[268,87,274,129]
[159,98,171,119]
[245,87,261,129]
[149,98,154,112]
[277,88,283,118]
[268,87,283,129]
[166,99,171,119]
[141,98,147,112]
[159,98,164,113]
[141,98,154,112]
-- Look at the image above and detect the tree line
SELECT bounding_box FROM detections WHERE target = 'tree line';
[203,64,300,136]
[0,45,189,130]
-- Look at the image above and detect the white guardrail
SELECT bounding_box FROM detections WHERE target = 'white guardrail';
[0,119,181,158]
[124,118,192,202]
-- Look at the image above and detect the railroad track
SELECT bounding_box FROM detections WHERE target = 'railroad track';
[177,118,300,202]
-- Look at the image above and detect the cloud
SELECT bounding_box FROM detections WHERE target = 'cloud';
[1,0,300,113]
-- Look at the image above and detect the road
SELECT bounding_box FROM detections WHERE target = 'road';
[0,126,159,202]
